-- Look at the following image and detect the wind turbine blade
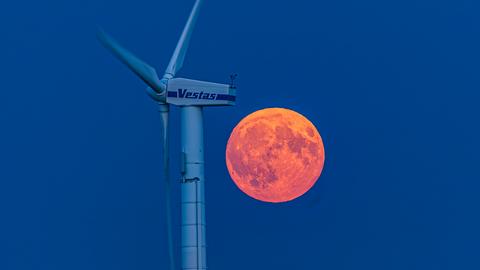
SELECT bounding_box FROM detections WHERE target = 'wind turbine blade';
[97,30,165,93]
[164,0,203,77]
[159,104,175,270]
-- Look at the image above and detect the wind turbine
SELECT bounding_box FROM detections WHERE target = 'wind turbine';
[97,0,236,269]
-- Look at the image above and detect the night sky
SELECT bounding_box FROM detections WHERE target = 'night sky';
[1,0,479,269]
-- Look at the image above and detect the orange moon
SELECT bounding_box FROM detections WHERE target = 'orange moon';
[225,108,325,203]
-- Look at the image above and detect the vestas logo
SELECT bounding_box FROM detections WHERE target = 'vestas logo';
[177,89,217,100]
[167,89,235,102]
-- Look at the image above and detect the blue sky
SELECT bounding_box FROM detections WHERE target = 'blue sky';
[1,0,479,269]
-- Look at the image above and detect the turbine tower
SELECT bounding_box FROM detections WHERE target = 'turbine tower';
[97,1,236,269]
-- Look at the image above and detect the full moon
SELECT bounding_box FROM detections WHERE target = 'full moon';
[226,108,325,203]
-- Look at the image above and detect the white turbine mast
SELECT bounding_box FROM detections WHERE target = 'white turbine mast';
[97,0,236,269]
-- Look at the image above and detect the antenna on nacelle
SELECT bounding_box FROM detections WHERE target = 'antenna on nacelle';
[230,73,238,89]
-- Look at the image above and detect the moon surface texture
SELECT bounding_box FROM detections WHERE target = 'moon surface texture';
[226,108,325,203]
